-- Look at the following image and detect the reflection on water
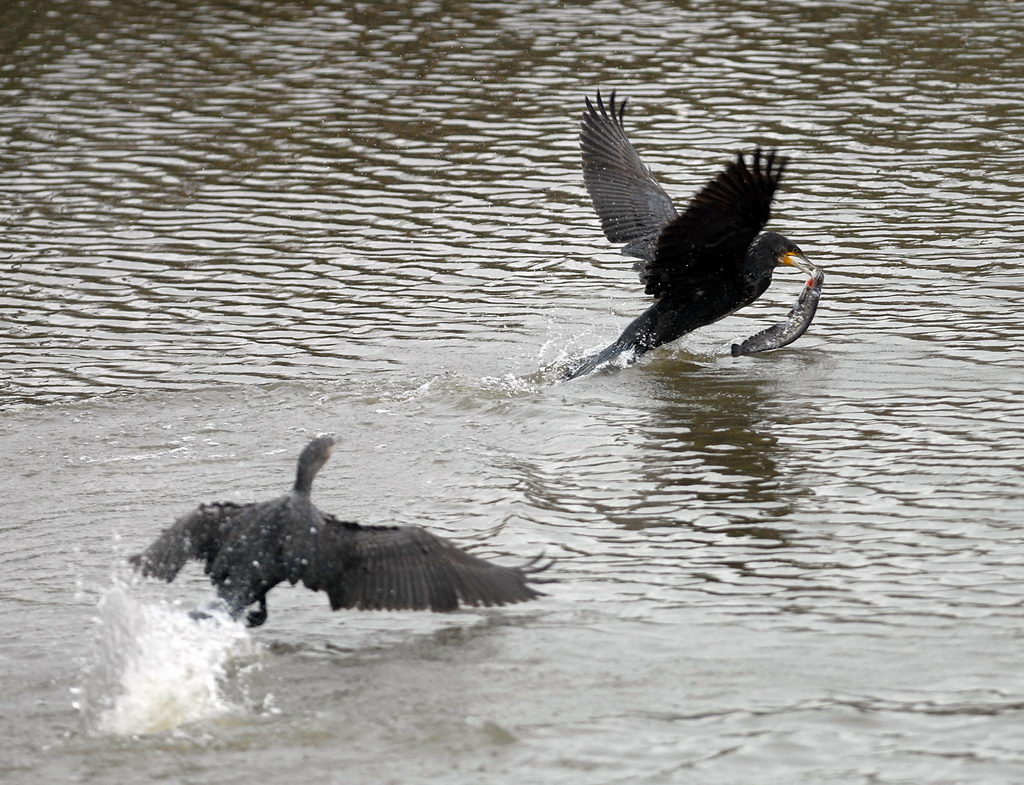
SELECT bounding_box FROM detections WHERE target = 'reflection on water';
[4,0,1024,783]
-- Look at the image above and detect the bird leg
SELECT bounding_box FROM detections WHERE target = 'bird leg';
[188,594,267,627]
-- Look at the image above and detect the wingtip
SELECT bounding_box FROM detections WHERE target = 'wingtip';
[729,146,789,187]
[773,150,789,179]
[127,551,158,579]
[743,145,789,177]
[583,89,628,126]
[521,551,557,583]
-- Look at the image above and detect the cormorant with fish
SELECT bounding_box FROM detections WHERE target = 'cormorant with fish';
[565,91,820,379]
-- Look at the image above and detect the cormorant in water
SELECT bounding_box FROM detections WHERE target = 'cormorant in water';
[565,91,819,379]
[130,436,551,627]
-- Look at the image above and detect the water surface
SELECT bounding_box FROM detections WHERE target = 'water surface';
[3,1,1024,783]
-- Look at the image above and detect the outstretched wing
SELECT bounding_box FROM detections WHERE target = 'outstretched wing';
[299,514,552,612]
[645,147,787,297]
[580,90,679,264]
[129,501,250,581]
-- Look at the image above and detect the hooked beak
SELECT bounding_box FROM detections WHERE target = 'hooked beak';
[781,251,817,278]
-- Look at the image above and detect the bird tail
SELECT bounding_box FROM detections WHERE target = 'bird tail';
[562,339,633,380]
[562,302,667,380]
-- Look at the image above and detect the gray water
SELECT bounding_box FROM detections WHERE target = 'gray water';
[3,0,1024,782]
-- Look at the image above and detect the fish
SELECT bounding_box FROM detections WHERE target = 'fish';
[731,270,824,356]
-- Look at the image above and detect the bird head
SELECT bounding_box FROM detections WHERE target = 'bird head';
[294,435,336,494]
[759,231,815,278]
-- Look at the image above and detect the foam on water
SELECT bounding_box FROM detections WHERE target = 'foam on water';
[75,579,263,736]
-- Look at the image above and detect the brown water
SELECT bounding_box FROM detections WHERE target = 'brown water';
[4,1,1024,783]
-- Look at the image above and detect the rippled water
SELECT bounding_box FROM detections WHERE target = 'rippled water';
[4,0,1024,783]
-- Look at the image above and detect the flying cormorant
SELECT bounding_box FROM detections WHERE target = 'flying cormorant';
[130,436,551,627]
[565,91,820,379]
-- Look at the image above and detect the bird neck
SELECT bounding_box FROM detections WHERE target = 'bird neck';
[739,251,776,293]
[292,438,332,494]
[293,463,317,494]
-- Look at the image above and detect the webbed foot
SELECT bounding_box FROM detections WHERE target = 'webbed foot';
[245,596,268,628]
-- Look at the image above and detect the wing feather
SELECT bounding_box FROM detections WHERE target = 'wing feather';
[129,501,250,581]
[301,515,550,613]
[580,90,679,265]
[646,147,787,297]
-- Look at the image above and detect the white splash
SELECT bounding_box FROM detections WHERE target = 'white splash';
[76,580,262,736]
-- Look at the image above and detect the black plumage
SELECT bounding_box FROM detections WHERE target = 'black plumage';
[130,436,551,627]
[566,91,816,379]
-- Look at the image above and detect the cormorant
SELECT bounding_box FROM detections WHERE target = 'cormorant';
[565,91,820,379]
[130,436,551,627]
